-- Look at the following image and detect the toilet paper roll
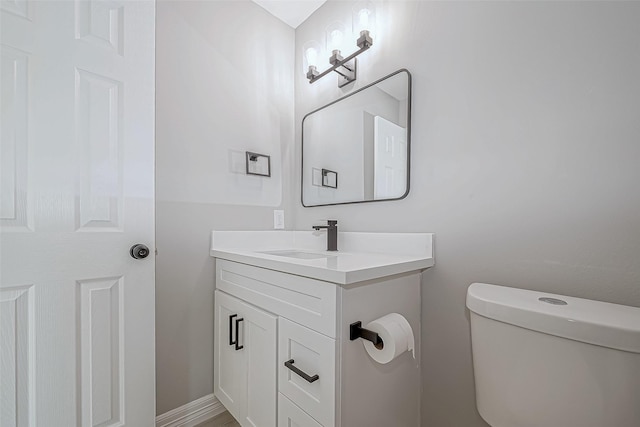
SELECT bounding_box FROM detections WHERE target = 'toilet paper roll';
[362,313,415,364]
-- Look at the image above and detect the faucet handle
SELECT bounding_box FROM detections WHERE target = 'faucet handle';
[312,220,338,231]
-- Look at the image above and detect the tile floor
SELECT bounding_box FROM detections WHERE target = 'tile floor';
[195,411,240,427]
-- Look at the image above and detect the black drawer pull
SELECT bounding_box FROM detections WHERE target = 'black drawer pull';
[229,314,237,346]
[284,359,319,383]
[235,317,244,350]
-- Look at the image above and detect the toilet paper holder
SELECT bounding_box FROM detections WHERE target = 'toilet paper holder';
[350,321,383,346]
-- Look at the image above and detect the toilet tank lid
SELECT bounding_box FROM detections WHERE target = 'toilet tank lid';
[466,283,640,353]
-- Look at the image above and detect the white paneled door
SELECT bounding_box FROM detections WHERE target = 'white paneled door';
[373,116,407,200]
[1,1,155,426]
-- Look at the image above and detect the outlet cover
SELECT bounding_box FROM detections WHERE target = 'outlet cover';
[273,210,284,229]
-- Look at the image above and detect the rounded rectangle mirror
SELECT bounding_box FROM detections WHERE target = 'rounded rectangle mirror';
[302,69,412,207]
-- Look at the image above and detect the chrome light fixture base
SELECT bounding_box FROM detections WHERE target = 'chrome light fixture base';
[329,50,357,87]
[336,58,357,88]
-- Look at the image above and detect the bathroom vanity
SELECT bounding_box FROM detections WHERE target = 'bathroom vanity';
[211,230,434,427]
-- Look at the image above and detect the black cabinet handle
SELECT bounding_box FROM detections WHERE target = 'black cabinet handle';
[284,359,319,383]
[229,314,237,346]
[235,318,244,350]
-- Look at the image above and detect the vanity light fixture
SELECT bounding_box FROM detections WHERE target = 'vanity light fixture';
[305,3,375,88]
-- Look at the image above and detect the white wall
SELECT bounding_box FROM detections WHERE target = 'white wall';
[294,1,640,426]
[155,0,294,415]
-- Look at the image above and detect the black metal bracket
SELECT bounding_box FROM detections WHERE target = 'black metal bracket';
[245,151,271,177]
[321,169,338,189]
[350,321,383,347]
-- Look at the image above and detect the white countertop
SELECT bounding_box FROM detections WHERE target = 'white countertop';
[210,230,434,285]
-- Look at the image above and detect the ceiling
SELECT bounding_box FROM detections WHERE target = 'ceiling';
[251,0,327,28]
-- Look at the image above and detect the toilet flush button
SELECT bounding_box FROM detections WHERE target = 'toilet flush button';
[539,297,568,305]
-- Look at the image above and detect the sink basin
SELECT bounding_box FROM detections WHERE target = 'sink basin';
[260,250,336,260]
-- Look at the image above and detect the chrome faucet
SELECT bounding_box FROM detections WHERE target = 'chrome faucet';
[312,220,338,251]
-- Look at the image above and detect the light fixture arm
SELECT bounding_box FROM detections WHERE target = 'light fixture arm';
[307,30,373,87]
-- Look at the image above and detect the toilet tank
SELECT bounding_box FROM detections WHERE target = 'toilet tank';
[466,283,640,427]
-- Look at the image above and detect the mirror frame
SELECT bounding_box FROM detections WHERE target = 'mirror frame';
[301,68,412,207]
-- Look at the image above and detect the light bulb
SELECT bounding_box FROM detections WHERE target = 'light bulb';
[329,29,344,52]
[358,8,370,30]
[305,47,318,67]
[352,1,376,39]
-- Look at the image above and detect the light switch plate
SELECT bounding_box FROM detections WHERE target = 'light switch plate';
[273,210,284,229]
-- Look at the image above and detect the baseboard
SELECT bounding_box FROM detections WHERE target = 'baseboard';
[156,394,227,427]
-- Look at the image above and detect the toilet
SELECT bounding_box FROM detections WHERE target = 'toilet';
[466,282,640,427]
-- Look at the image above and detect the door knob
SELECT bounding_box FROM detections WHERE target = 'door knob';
[130,244,150,259]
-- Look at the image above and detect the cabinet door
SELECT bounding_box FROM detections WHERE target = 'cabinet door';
[215,290,277,427]
[214,290,246,421]
[278,393,323,427]
[240,298,277,427]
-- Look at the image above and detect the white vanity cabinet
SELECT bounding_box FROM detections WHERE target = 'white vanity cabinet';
[213,256,425,427]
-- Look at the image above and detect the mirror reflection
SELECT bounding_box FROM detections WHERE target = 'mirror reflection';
[302,69,411,207]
